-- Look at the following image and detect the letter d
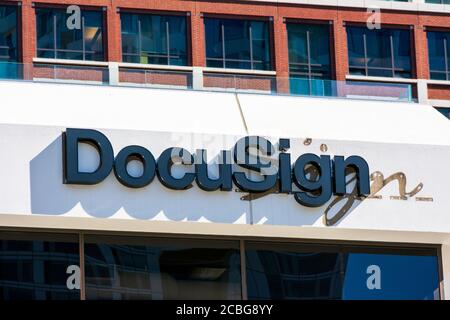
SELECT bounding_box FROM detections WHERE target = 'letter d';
[63,128,114,185]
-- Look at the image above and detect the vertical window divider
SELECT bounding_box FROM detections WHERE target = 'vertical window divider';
[239,240,248,300]
[166,20,170,65]
[444,36,449,80]
[306,30,312,95]
[138,19,142,63]
[79,232,86,300]
[249,24,254,70]
[53,14,57,59]
[82,16,86,61]
[390,34,396,78]
[363,32,368,76]
[221,22,226,68]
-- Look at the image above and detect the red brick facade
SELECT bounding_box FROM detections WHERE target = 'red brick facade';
[4,0,450,94]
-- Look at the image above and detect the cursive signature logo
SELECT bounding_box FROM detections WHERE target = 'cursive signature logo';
[239,169,431,227]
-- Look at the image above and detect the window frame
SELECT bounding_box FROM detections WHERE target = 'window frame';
[35,6,105,61]
[346,24,414,79]
[204,15,273,71]
[119,10,189,66]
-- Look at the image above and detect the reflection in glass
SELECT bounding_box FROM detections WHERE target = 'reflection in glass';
[342,253,440,300]
[36,8,104,61]
[0,233,80,300]
[287,23,332,96]
[205,18,271,70]
[84,237,241,300]
[246,243,440,300]
[121,13,187,66]
[347,26,412,78]
[0,5,17,62]
[427,31,450,80]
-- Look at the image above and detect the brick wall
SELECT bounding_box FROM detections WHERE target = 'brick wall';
[5,0,450,86]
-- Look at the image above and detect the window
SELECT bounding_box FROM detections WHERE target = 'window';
[0,232,80,300]
[36,8,104,61]
[427,31,450,81]
[0,5,18,62]
[84,236,241,300]
[287,23,332,96]
[205,18,271,70]
[246,242,440,300]
[347,26,412,78]
[121,13,187,66]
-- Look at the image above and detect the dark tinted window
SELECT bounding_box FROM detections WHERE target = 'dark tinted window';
[84,236,241,300]
[0,5,17,62]
[36,8,104,61]
[205,18,271,70]
[0,233,80,300]
[347,26,412,78]
[246,243,440,300]
[121,13,187,66]
[287,23,332,96]
[427,31,450,80]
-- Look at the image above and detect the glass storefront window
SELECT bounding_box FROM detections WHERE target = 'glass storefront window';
[246,242,440,300]
[36,8,104,61]
[204,17,271,70]
[121,13,188,66]
[347,26,412,78]
[84,236,241,300]
[0,232,80,300]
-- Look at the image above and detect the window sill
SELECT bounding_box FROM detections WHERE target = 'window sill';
[427,79,450,86]
[33,58,109,67]
[346,75,418,84]
[118,62,194,72]
[202,67,276,76]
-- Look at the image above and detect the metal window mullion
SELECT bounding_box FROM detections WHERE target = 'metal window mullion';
[444,37,449,81]
[239,240,248,300]
[166,20,170,65]
[306,30,312,95]
[249,24,254,70]
[363,33,368,76]
[79,232,86,300]
[53,14,57,59]
[82,16,86,60]
[390,34,396,77]
[138,19,142,61]
[221,23,226,68]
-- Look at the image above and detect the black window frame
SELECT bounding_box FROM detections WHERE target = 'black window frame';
[346,24,414,79]
[120,10,189,66]
[35,6,105,61]
[204,16,273,71]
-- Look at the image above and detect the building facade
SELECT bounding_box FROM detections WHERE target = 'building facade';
[0,0,450,300]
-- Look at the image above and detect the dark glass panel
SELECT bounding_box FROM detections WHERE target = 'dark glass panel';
[36,9,55,57]
[83,11,104,60]
[347,26,412,78]
[84,237,241,300]
[287,23,331,80]
[0,5,17,61]
[347,26,366,69]
[36,8,104,61]
[246,242,440,300]
[0,233,80,300]
[427,31,449,80]
[342,253,440,300]
[120,13,187,66]
[204,17,271,70]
